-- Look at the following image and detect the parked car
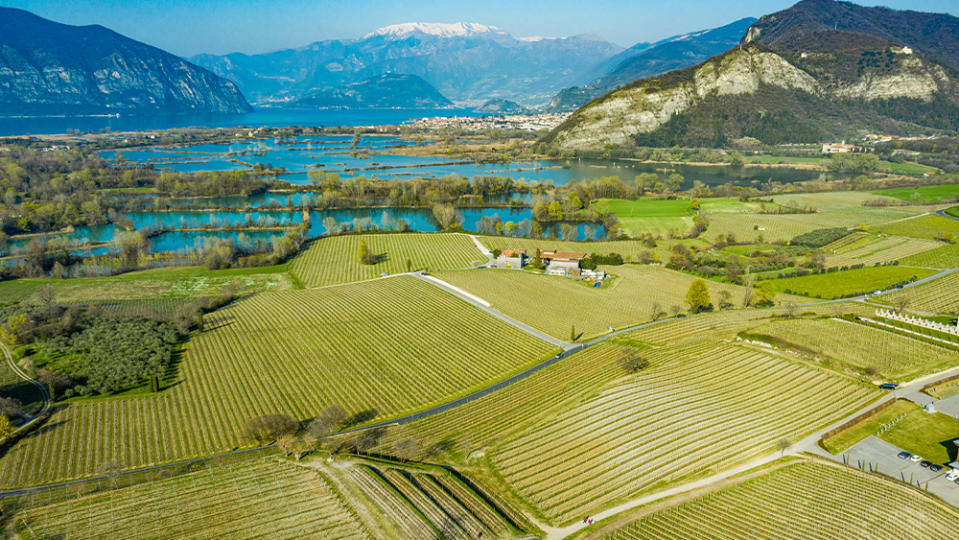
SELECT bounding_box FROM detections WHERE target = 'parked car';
[945,469,959,481]
[897,451,911,460]
[879,383,899,390]
[930,464,943,472]
[921,460,932,468]
[911,454,923,463]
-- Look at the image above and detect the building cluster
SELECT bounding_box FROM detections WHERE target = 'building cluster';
[494,248,606,283]
[409,113,570,131]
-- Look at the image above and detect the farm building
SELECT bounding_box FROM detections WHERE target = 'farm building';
[542,250,586,277]
[496,249,527,269]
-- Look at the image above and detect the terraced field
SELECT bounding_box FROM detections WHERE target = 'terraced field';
[767,265,935,298]
[492,341,877,523]
[0,277,555,487]
[600,461,959,539]
[15,460,369,540]
[352,463,521,539]
[291,233,483,287]
[879,214,959,240]
[822,232,940,267]
[437,265,757,340]
[751,317,958,380]
[880,271,959,314]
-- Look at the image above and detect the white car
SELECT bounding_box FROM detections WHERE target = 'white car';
[910,454,923,463]
[946,469,959,481]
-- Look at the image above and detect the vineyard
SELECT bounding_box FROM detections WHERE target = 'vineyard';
[436,265,756,340]
[344,462,522,539]
[751,318,958,380]
[898,242,959,269]
[822,232,940,268]
[601,461,959,539]
[880,271,959,314]
[15,459,369,540]
[291,233,484,287]
[491,341,877,523]
[480,237,656,262]
[879,214,959,240]
[767,265,935,298]
[0,277,555,486]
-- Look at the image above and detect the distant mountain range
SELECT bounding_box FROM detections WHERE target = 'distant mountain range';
[191,22,623,107]
[0,7,250,115]
[291,74,451,109]
[547,0,959,150]
[546,18,757,112]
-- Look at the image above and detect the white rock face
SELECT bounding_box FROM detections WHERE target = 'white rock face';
[555,47,818,150]
[553,45,954,151]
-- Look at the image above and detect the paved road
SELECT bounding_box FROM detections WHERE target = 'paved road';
[937,209,959,222]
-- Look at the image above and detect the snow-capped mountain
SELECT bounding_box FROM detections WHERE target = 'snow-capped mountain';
[364,22,506,39]
[192,22,623,106]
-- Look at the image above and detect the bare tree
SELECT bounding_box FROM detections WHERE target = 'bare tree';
[784,302,799,319]
[742,267,755,307]
[307,405,348,440]
[650,301,665,320]
[241,413,298,444]
[393,438,424,463]
[718,290,733,310]
[777,438,791,456]
[892,296,911,314]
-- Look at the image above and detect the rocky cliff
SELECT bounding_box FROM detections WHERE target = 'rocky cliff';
[546,0,959,150]
[0,7,251,115]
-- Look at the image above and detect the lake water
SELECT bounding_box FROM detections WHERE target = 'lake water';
[0,108,482,137]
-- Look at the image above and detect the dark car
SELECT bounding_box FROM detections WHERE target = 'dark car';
[921,460,932,468]
[930,464,943,472]
[879,383,899,390]
[897,451,911,460]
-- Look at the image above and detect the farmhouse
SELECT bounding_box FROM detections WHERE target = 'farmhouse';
[496,249,527,269]
[542,250,586,277]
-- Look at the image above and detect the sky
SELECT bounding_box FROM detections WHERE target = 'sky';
[4,0,959,57]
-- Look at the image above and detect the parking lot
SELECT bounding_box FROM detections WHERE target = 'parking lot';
[840,437,959,507]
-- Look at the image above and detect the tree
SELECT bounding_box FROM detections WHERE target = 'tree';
[784,302,799,318]
[570,324,577,342]
[742,267,755,307]
[776,438,791,456]
[685,279,712,313]
[619,354,650,373]
[242,414,298,444]
[806,250,826,271]
[432,203,461,230]
[0,415,13,439]
[718,290,734,310]
[0,397,23,421]
[307,405,348,440]
[757,281,777,306]
[393,438,424,462]
[893,296,911,313]
[650,301,665,320]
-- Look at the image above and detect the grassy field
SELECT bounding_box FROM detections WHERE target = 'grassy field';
[491,340,876,523]
[880,271,959,314]
[596,461,959,539]
[436,265,762,340]
[706,192,922,243]
[766,265,935,298]
[291,233,484,287]
[821,399,916,454]
[822,232,941,268]
[0,277,556,487]
[15,459,369,540]
[871,183,959,204]
[592,198,693,237]
[879,214,959,240]
[750,318,958,380]
[0,264,295,306]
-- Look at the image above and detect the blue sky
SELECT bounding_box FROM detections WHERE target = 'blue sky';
[5,0,959,56]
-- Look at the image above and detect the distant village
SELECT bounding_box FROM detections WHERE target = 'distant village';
[409,112,571,131]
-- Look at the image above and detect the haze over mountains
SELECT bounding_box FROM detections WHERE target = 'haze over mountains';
[0,7,250,115]
[547,0,959,150]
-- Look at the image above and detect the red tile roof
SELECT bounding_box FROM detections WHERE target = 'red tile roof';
[501,249,526,257]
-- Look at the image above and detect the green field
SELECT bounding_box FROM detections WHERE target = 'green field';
[871,183,959,204]
[291,233,484,287]
[879,213,959,240]
[597,461,959,539]
[592,198,693,236]
[437,265,762,340]
[767,265,935,298]
[880,271,959,314]
[897,240,959,268]
[821,399,916,454]
[706,192,922,243]
[0,277,556,487]
[822,232,940,267]
[751,318,958,380]
[15,459,369,539]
